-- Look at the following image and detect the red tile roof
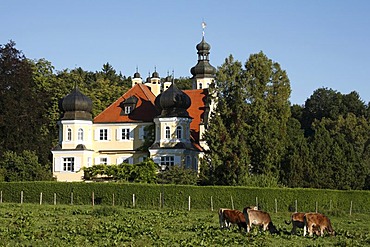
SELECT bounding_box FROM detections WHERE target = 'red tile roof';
[93,84,208,146]
[184,89,208,143]
[94,84,159,123]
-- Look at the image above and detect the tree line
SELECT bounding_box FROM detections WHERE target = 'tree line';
[0,41,369,190]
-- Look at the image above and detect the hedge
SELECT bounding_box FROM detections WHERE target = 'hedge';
[0,182,368,213]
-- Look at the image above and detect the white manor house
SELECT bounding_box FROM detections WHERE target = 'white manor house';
[52,33,216,181]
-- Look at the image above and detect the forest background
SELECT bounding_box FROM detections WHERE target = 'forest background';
[0,41,369,190]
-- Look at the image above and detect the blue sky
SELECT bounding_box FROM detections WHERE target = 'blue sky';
[2,0,370,105]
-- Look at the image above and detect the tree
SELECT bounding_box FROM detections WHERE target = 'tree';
[0,41,52,165]
[307,114,370,189]
[201,55,250,185]
[0,150,52,181]
[244,52,291,177]
[280,118,313,188]
[301,88,366,136]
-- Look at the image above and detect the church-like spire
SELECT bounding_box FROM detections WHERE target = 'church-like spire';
[190,22,216,79]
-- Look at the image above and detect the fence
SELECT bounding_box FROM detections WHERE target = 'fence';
[0,182,368,214]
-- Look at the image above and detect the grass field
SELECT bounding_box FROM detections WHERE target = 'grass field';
[0,203,369,246]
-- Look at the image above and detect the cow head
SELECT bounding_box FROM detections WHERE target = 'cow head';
[268,222,279,234]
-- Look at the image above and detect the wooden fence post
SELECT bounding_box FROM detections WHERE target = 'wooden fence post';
[295,199,297,213]
[112,193,115,206]
[256,197,258,209]
[188,196,191,211]
[70,192,73,205]
[21,191,23,204]
[315,201,318,213]
[350,201,353,216]
[275,198,277,213]
[0,191,2,203]
[210,196,213,211]
[92,192,94,207]
[40,192,43,205]
[231,196,234,210]
[54,193,57,205]
[132,194,135,207]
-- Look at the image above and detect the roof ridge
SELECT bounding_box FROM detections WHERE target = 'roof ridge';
[138,83,155,102]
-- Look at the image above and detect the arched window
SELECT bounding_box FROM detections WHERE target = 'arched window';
[67,128,72,141]
[176,126,182,139]
[78,128,84,141]
[165,126,170,139]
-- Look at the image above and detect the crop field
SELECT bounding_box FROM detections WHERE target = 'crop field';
[0,203,369,246]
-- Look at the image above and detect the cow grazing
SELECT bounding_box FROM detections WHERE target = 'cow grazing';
[303,213,335,237]
[243,208,278,234]
[285,212,305,234]
[218,208,247,231]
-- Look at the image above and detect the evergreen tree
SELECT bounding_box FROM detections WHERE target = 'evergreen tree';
[244,52,291,178]
[201,55,250,185]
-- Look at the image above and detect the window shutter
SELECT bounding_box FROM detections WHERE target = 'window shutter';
[54,158,62,172]
[116,128,121,141]
[139,126,144,140]
[153,156,160,164]
[116,157,122,165]
[174,156,181,165]
[108,129,111,141]
[75,157,81,172]
[128,157,133,164]
[129,128,134,140]
[94,157,100,165]
[94,129,99,141]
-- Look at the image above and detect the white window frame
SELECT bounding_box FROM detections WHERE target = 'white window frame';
[99,128,108,141]
[176,126,182,139]
[63,157,74,172]
[78,128,84,141]
[165,126,170,139]
[121,128,130,140]
[161,156,174,166]
[67,128,72,141]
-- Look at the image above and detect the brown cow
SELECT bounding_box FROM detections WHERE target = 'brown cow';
[303,213,335,237]
[285,212,305,234]
[243,208,278,234]
[218,208,247,231]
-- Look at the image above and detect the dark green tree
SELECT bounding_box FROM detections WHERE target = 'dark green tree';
[0,150,52,181]
[0,41,52,166]
[244,52,291,178]
[201,55,250,185]
[280,118,313,187]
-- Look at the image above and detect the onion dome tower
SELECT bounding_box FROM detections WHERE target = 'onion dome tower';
[150,80,195,169]
[132,67,143,87]
[61,85,92,121]
[190,22,216,89]
[155,81,191,118]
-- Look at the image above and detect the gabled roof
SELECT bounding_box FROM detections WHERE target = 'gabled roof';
[93,84,208,150]
[94,84,159,123]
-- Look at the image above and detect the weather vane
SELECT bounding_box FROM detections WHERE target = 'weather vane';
[202,21,206,37]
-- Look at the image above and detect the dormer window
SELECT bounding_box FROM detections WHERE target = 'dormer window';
[119,96,138,116]
[124,106,132,114]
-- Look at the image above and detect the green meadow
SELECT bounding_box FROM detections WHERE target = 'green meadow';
[0,203,368,246]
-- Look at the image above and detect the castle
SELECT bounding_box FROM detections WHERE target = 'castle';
[51,32,216,181]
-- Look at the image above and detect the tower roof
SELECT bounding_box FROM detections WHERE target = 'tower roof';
[61,86,92,120]
[190,37,216,78]
[155,82,191,118]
